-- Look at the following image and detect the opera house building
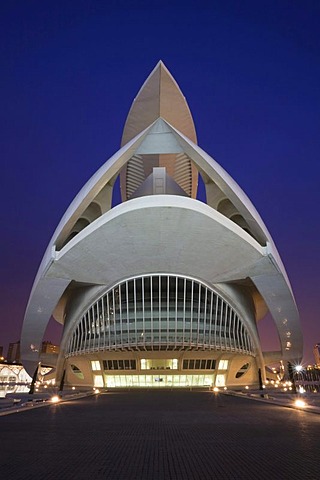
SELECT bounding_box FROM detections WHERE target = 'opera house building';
[21,62,302,389]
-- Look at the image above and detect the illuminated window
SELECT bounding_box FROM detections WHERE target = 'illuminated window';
[71,364,84,379]
[141,359,147,370]
[140,359,178,370]
[218,360,228,370]
[216,374,226,386]
[104,374,214,388]
[172,359,178,369]
[91,360,101,371]
[94,375,104,387]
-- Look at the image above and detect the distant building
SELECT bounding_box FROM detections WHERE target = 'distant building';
[314,343,320,366]
[0,362,32,398]
[0,346,3,359]
[41,341,60,355]
[7,341,20,363]
[296,365,320,393]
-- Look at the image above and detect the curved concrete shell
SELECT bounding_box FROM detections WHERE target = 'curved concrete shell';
[21,62,302,389]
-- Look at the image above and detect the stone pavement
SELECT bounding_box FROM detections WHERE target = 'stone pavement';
[1,390,319,480]
[225,389,320,415]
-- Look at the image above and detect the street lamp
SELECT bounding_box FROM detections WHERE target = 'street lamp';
[294,365,305,393]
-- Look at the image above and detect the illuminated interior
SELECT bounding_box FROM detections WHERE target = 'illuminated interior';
[140,359,178,370]
[104,374,214,388]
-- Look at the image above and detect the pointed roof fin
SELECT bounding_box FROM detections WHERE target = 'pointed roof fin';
[121,61,197,146]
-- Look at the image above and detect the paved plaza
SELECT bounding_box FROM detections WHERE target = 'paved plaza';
[1,391,319,479]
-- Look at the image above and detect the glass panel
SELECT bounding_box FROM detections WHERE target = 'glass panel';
[140,359,147,370]
[161,276,168,304]
[130,360,136,370]
[140,358,178,370]
[204,376,213,386]
[216,374,226,387]
[94,375,104,387]
[67,274,253,356]
[152,276,159,306]
[218,359,228,370]
[172,359,178,369]
[91,360,100,371]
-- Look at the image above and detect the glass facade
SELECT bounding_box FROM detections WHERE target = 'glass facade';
[103,359,136,370]
[216,374,226,387]
[66,274,254,357]
[104,374,214,388]
[140,359,178,370]
[182,359,216,370]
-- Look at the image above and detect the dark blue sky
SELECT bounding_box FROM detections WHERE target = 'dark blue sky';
[1,0,319,363]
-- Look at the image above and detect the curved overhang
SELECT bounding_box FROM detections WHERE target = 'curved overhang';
[21,195,302,375]
[48,195,265,285]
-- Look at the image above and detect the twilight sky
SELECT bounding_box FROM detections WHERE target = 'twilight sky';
[1,1,319,364]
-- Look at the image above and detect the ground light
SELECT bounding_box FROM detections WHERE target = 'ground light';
[51,395,60,403]
[213,387,219,393]
[294,399,307,409]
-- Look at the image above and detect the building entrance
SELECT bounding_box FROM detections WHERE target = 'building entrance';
[104,374,214,388]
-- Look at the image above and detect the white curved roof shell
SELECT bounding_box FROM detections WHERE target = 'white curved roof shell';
[21,61,302,375]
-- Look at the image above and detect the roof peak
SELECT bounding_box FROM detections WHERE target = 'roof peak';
[121,62,197,146]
